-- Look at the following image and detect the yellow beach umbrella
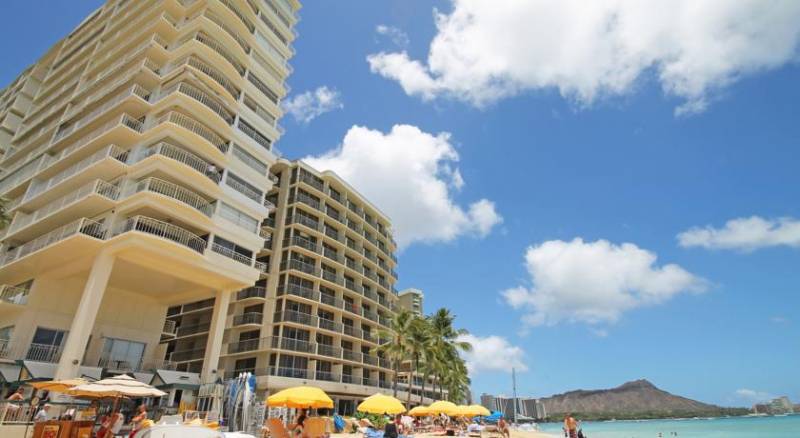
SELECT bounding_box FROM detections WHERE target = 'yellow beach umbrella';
[408,406,431,416]
[267,386,334,409]
[357,393,406,415]
[29,378,91,393]
[428,400,458,416]
[456,404,491,417]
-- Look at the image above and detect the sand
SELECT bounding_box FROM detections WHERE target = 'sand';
[330,429,557,438]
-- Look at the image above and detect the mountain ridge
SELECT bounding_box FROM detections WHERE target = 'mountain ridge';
[540,379,729,418]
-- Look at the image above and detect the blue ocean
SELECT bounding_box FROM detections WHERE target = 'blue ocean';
[538,415,800,437]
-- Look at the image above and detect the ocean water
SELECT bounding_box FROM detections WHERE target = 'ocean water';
[538,415,800,438]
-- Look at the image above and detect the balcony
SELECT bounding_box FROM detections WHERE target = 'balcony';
[156,81,235,125]
[0,285,30,306]
[0,218,105,267]
[162,319,177,336]
[269,366,308,380]
[255,260,269,273]
[154,111,230,155]
[278,283,320,301]
[272,336,315,354]
[298,173,324,192]
[274,310,317,327]
[289,214,320,231]
[342,325,362,339]
[237,118,272,152]
[315,370,340,382]
[7,180,119,238]
[218,0,255,33]
[19,343,62,364]
[224,175,263,204]
[295,191,320,210]
[283,235,319,253]
[111,215,206,254]
[318,318,342,334]
[319,293,344,310]
[237,286,267,301]
[123,177,215,217]
[281,258,317,275]
[136,141,222,184]
[170,348,206,362]
[167,55,240,100]
[176,323,210,337]
[233,312,263,326]
[22,144,128,206]
[210,243,253,266]
[98,356,143,372]
[342,349,361,363]
[226,337,263,354]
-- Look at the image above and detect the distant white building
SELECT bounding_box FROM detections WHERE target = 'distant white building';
[480,393,547,420]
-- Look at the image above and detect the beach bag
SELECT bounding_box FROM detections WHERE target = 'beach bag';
[333,415,345,432]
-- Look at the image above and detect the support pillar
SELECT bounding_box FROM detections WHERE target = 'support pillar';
[201,289,233,383]
[55,251,115,380]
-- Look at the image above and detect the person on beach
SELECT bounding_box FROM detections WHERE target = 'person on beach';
[129,404,148,437]
[33,404,51,422]
[498,416,511,438]
[563,414,578,438]
[291,408,307,436]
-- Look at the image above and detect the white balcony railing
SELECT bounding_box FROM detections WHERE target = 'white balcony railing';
[154,111,230,154]
[53,84,151,143]
[23,144,128,203]
[210,243,252,266]
[224,175,262,204]
[136,141,222,183]
[156,81,234,124]
[8,180,119,234]
[0,218,106,267]
[163,319,177,335]
[0,285,30,306]
[112,215,207,254]
[123,177,214,217]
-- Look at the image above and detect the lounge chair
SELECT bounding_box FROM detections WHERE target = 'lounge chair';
[267,418,292,438]
[303,417,329,438]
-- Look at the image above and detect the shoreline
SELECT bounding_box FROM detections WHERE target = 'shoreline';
[331,429,558,438]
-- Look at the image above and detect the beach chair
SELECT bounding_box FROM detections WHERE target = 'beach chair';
[267,418,292,438]
[480,425,503,438]
[303,417,329,438]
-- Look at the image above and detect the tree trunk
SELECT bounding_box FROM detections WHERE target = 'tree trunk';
[393,359,399,398]
[420,370,428,405]
[407,355,417,409]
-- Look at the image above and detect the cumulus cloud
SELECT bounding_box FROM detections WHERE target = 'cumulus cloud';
[678,216,800,251]
[376,24,410,48]
[367,0,800,114]
[457,334,527,374]
[735,388,774,403]
[303,125,502,249]
[502,238,708,327]
[282,86,343,124]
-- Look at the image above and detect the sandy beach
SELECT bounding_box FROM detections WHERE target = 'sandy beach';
[331,429,557,438]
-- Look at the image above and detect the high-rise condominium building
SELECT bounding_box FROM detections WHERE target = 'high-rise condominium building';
[0,0,300,383]
[397,288,424,316]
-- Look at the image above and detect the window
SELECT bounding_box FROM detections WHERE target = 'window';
[0,326,13,341]
[101,338,146,369]
[28,328,67,362]
[234,357,257,373]
[219,202,259,233]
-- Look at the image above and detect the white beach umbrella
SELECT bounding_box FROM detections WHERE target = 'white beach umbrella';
[69,374,167,398]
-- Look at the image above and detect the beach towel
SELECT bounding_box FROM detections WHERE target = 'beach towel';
[334,414,345,432]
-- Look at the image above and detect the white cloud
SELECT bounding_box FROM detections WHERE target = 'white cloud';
[376,24,410,48]
[735,388,774,403]
[502,238,708,327]
[303,125,502,250]
[677,216,800,251]
[367,0,800,114]
[457,334,527,374]
[282,86,343,124]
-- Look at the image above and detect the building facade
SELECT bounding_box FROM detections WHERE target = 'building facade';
[0,0,300,383]
[397,288,423,316]
[480,393,547,421]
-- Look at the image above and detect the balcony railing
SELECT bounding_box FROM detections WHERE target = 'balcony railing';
[154,111,230,154]
[289,214,320,231]
[1,218,106,267]
[162,319,177,335]
[269,366,308,379]
[23,145,128,203]
[112,216,207,254]
[98,356,142,371]
[224,176,263,204]
[0,285,30,306]
[281,258,317,275]
[295,191,320,210]
[278,283,319,301]
[25,343,63,363]
[9,180,119,234]
[255,260,269,273]
[237,118,272,151]
[124,177,214,217]
[237,286,267,300]
[53,84,151,143]
[283,235,318,253]
[233,312,263,326]
[137,142,222,184]
[156,81,234,125]
[170,348,206,362]
[274,310,317,327]
[211,243,253,266]
[176,323,210,337]
[166,55,240,100]
[271,336,315,354]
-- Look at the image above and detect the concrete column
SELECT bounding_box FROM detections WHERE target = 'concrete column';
[55,251,115,380]
[201,289,233,383]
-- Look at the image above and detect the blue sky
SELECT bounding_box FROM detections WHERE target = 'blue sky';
[3,1,799,407]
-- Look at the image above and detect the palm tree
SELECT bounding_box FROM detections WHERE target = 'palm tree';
[375,310,415,398]
[404,316,431,408]
[428,308,472,400]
